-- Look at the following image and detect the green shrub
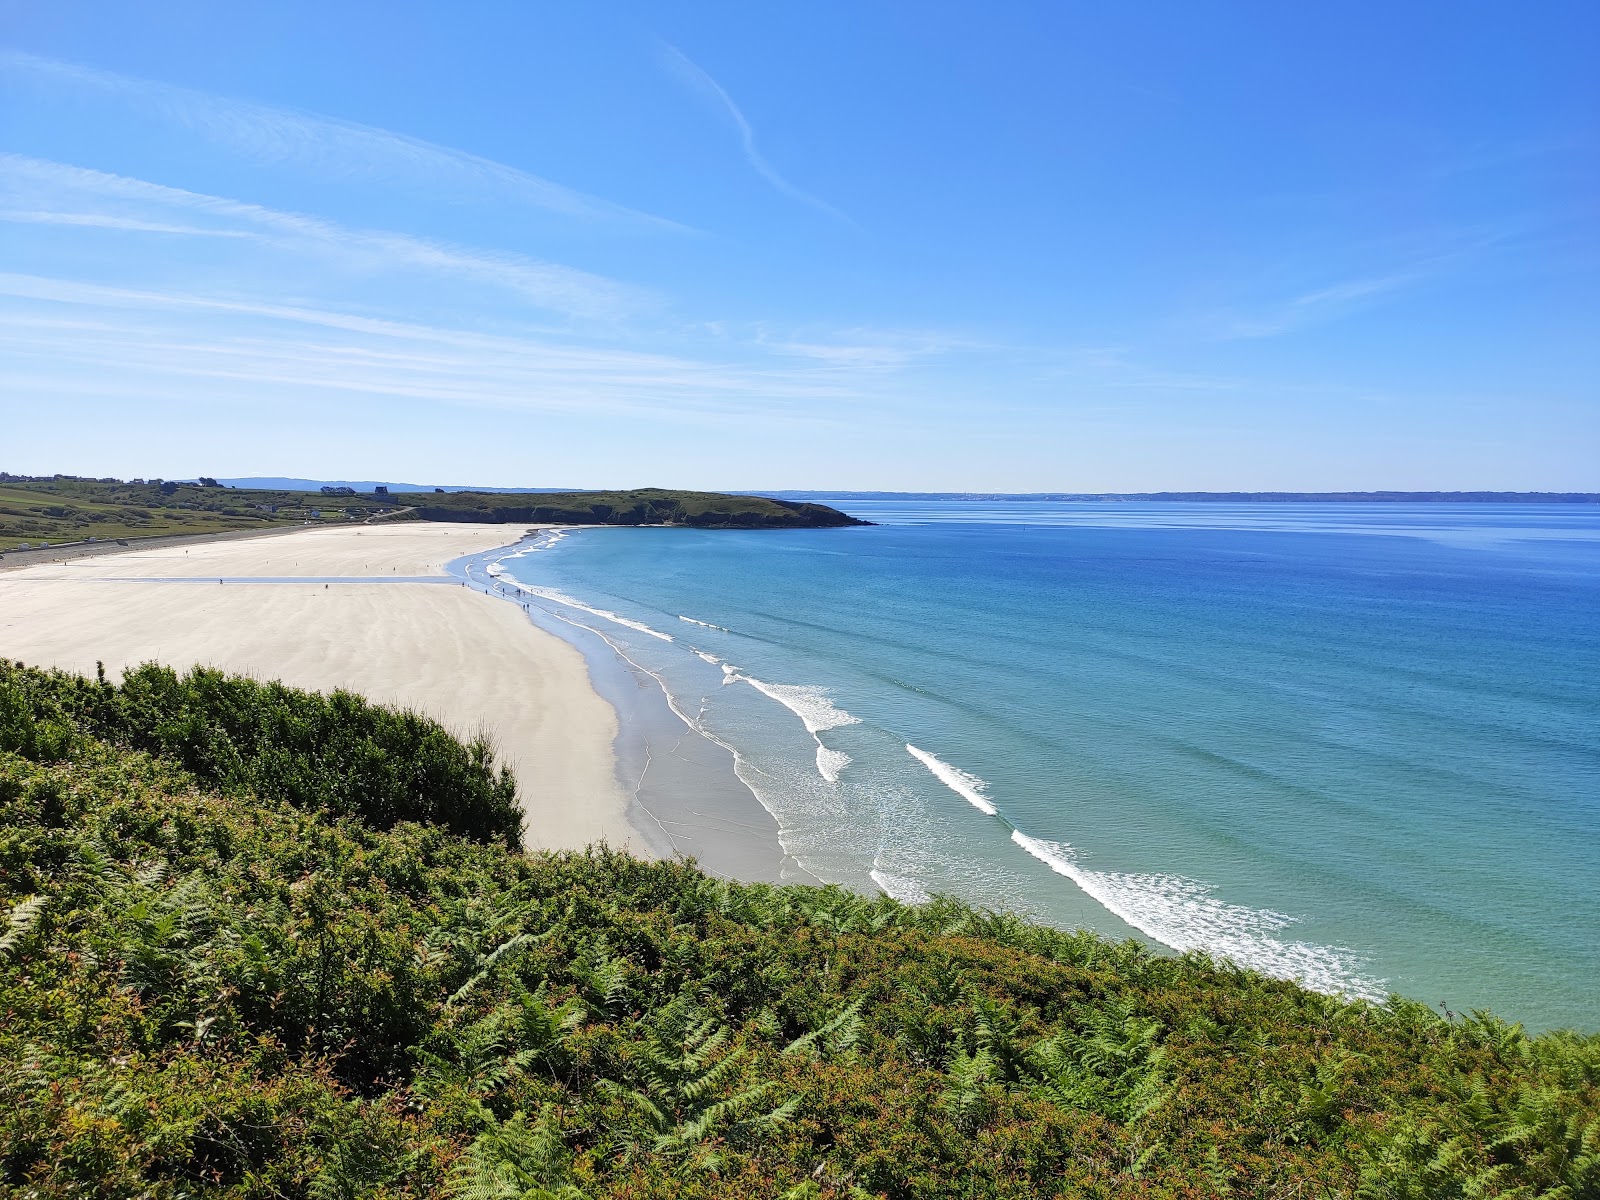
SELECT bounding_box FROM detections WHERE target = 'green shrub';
[0,666,1594,1197]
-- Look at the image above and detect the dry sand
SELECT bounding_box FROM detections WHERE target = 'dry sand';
[0,523,643,854]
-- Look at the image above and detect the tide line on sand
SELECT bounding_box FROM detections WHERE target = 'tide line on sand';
[492,572,675,643]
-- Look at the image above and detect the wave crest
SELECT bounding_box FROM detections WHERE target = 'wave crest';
[679,615,731,632]
[906,744,998,816]
[871,869,931,905]
[1010,831,1385,1000]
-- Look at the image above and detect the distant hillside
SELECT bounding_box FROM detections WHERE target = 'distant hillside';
[220,477,572,494]
[411,488,868,529]
[0,478,865,550]
[0,475,393,551]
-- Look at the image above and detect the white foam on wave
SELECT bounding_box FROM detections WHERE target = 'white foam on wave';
[870,869,931,905]
[734,675,859,783]
[816,745,852,783]
[739,677,861,734]
[1009,831,1385,1000]
[906,745,998,816]
[495,530,569,562]
[693,649,722,665]
[720,663,739,684]
[500,581,674,642]
[679,615,731,632]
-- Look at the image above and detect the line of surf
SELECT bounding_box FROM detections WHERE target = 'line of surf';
[488,567,674,643]
[679,614,731,632]
[905,744,999,816]
[730,673,858,783]
[897,736,1382,998]
[1010,830,1384,999]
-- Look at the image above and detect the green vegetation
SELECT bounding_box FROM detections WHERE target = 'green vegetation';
[0,478,862,550]
[2,661,1596,1198]
[409,488,868,529]
[0,477,392,550]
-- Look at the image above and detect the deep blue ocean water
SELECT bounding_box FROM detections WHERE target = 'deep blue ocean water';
[495,502,1600,1029]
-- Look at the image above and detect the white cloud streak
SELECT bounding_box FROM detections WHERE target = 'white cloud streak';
[0,272,875,423]
[661,44,854,226]
[0,49,686,232]
[0,155,641,319]
[1218,272,1421,339]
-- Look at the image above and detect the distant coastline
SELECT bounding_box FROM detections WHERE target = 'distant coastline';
[215,479,1600,503]
[753,489,1600,503]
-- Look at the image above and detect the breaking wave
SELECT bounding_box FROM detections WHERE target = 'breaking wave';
[871,869,931,905]
[906,745,998,816]
[738,677,860,734]
[734,675,859,783]
[1010,831,1385,999]
[679,615,731,632]
[817,746,852,783]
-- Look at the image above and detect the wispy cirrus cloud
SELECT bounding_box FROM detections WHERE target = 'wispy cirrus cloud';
[0,49,686,232]
[0,154,643,320]
[661,44,854,227]
[0,270,898,424]
[1217,271,1421,339]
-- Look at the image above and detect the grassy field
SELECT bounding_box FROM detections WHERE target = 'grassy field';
[0,477,394,550]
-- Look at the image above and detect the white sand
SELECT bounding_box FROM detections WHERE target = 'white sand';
[14,522,523,579]
[0,523,642,854]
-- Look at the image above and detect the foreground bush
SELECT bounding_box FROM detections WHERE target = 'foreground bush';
[0,660,521,846]
[0,664,1595,1198]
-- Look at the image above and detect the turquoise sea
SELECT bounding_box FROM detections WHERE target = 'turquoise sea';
[492,502,1600,1030]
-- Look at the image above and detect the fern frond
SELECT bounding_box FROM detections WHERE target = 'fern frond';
[0,894,46,958]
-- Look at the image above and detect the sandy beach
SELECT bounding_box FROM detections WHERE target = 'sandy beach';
[0,523,642,854]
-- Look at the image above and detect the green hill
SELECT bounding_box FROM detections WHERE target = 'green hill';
[1,661,1594,1198]
[0,476,392,550]
[0,478,864,551]
[409,488,867,529]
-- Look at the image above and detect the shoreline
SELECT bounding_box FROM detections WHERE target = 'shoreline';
[0,521,803,882]
[0,523,640,856]
[454,536,813,885]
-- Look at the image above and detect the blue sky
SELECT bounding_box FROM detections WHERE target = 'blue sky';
[1,1,1595,490]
